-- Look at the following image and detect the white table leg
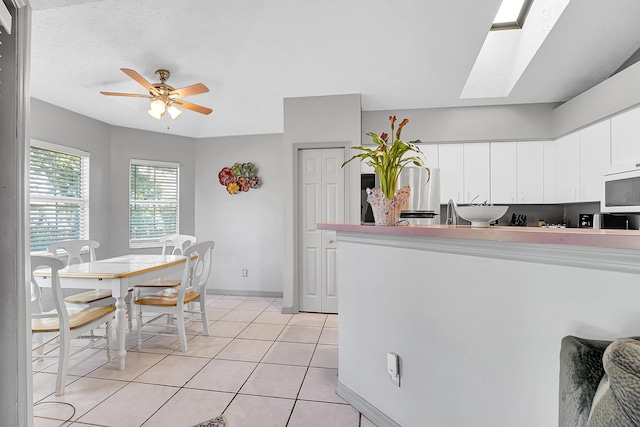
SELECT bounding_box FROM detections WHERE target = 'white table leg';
[114,296,127,370]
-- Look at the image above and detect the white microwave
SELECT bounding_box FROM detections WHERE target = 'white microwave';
[602,162,640,213]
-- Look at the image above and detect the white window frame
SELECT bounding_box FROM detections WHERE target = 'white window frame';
[29,140,90,253]
[129,159,180,249]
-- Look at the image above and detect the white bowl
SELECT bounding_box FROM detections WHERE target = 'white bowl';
[454,205,508,227]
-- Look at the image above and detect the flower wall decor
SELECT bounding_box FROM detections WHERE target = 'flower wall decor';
[218,162,262,195]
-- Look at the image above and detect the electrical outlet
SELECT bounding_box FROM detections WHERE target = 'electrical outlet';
[242,269,248,277]
[387,352,400,387]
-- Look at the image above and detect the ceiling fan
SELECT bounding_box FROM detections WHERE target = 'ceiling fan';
[100,68,213,120]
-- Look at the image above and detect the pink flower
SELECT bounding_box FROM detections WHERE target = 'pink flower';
[218,167,235,186]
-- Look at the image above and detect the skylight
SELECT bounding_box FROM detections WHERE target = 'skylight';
[491,0,533,30]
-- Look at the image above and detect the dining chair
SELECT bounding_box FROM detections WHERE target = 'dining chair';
[135,240,214,352]
[160,234,198,255]
[48,239,134,331]
[31,255,115,396]
[132,234,199,292]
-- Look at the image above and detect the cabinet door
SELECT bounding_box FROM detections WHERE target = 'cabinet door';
[580,120,611,202]
[416,143,439,169]
[555,133,580,202]
[438,143,464,204]
[543,140,556,203]
[490,142,517,204]
[611,107,640,165]
[517,141,544,203]
[463,143,490,204]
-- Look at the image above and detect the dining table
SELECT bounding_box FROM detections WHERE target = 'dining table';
[34,254,187,370]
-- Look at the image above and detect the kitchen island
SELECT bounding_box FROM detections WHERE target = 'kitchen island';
[317,223,640,427]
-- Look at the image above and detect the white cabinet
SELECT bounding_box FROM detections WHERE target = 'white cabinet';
[439,143,464,204]
[416,143,439,168]
[543,140,556,203]
[555,121,611,203]
[580,120,611,202]
[490,142,517,204]
[490,141,543,204]
[611,106,640,165]
[556,132,581,202]
[439,143,490,204]
[463,143,490,204]
[517,141,544,204]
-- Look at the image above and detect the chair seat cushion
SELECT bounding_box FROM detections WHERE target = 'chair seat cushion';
[134,290,200,306]
[133,277,182,288]
[32,306,116,333]
[64,289,113,304]
[587,338,640,426]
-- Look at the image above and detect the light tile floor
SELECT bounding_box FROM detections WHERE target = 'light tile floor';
[32,294,378,427]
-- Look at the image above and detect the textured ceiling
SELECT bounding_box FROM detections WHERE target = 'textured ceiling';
[29,0,640,138]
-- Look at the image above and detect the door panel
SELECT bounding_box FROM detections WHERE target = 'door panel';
[299,148,344,313]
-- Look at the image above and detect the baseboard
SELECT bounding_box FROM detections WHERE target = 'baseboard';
[281,306,295,314]
[336,382,401,427]
[205,289,283,299]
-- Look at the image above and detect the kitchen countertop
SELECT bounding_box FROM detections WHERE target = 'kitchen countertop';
[316,223,640,251]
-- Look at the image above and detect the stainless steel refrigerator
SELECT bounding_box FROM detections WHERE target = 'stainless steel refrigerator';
[397,167,441,225]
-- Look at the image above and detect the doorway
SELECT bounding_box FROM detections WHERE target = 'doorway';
[297,148,345,313]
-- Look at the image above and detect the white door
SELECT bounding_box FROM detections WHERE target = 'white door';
[299,148,345,313]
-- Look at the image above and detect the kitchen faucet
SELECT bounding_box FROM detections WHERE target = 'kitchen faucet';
[446,199,458,225]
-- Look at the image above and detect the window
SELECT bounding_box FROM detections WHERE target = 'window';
[129,159,179,248]
[491,0,533,30]
[29,141,90,253]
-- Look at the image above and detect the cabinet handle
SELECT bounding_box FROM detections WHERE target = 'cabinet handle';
[520,190,524,201]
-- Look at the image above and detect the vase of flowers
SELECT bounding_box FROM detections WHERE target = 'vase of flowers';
[343,115,428,226]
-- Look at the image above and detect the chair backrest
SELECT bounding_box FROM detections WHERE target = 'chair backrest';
[48,239,99,265]
[180,241,215,295]
[160,234,198,255]
[30,255,69,329]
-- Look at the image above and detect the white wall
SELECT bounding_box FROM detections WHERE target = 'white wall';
[363,103,556,145]
[337,234,640,427]
[109,126,196,256]
[195,134,284,295]
[553,60,640,137]
[282,94,362,313]
[31,99,113,258]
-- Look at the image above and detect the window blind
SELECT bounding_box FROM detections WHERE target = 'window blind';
[29,145,90,252]
[129,160,179,247]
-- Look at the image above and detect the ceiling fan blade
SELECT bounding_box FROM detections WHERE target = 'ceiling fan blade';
[173,99,213,115]
[120,68,159,95]
[169,83,209,98]
[100,91,153,98]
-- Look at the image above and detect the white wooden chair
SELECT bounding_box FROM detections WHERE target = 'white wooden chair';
[133,234,198,292]
[31,255,115,396]
[135,241,214,352]
[48,239,134,331]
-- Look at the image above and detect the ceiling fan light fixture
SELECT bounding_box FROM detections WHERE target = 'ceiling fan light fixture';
[148,108,163,120]
[150,99,166,113]
[167,104,182,119]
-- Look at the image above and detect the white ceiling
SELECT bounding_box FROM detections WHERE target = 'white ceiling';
[29,0,640,138]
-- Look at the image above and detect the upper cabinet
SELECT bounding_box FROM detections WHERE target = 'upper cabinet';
[463,143,490,204]
[439,143,464,204]
[439,143,490,204]
[580,120,611,201]
[543,140,556,203]
[611,106,640,165]
[490,142,517,204]
[416,143,439,169]
[516,141,544,204]
[491,141,544,204]
[556,120,611,203]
